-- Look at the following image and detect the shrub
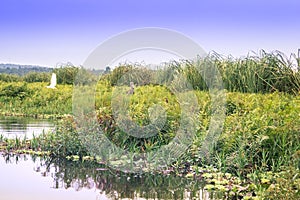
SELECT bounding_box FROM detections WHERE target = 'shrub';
[23,72,50,83]
[0,82,31,99]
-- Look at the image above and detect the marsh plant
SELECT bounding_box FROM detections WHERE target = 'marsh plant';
[103,50,300,94]
[1,50,300,199]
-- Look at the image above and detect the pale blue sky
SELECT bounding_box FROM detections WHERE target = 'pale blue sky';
[0,0,299,68]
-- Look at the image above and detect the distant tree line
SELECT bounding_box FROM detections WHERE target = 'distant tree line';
[0,64,52,75]
[0,63,103,85]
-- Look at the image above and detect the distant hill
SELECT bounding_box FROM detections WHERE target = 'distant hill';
[0,64,53,76]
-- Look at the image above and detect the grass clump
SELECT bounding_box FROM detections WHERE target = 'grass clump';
[0,82,72,117]
[0,50,300,199]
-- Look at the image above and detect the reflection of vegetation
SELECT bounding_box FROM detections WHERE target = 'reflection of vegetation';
[0,116,28,131]
[47,158,206,199]
[0,50,300,199]
[1,88,299,198]
[1,154,208,200]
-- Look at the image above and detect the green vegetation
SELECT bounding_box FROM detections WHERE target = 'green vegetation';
[0,63,52,75]
[1,50,300,199]
[0,63,100,84]
[2,154,208,200]
[215,50,300,94]
[0,82,72,117]
[103,50,300,94]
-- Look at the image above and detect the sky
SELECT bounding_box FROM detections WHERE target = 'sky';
[0,0,299,68]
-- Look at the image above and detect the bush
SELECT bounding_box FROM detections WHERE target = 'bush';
[0,82,31,99]
[39,117,88,157]
[106,64,154,86]
[0,74,21,82]
[53,63,79,85]
[23,72,50,83]
[211,92,300,176]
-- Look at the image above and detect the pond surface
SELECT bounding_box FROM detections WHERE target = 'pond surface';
[0,117,55,139]
[0,154,211,200]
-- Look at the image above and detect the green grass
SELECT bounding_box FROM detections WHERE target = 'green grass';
[2,83,299,171]
[103,50,300,94]
[0,82,72,117]
[211,92,300,170]
[215,50,300,94]
[0,50,300,199]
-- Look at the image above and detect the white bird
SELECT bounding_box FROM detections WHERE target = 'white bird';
[46,73,57,89]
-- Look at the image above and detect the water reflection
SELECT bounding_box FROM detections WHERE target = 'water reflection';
[0,154,211,200]
[0,116,54,139]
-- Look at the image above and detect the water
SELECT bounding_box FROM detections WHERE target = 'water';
[0,117,55,139]
[0,154,211,200]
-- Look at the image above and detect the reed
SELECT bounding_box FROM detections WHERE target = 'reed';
[0,50,300,199]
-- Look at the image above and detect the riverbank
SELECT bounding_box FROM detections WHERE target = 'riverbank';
[1,50,300,198]
[0,80,299,199]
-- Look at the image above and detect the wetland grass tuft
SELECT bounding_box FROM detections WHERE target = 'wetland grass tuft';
[0,50,300,199]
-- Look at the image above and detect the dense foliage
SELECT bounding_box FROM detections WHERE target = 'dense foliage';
[103,50,300,94]
[0,63,52,75]
[0,82,72,116]
[0,63,99,85]
[1,50,300,199]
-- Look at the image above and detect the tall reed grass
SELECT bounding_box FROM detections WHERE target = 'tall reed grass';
[105,50,300,94]
[215,50,300,94]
